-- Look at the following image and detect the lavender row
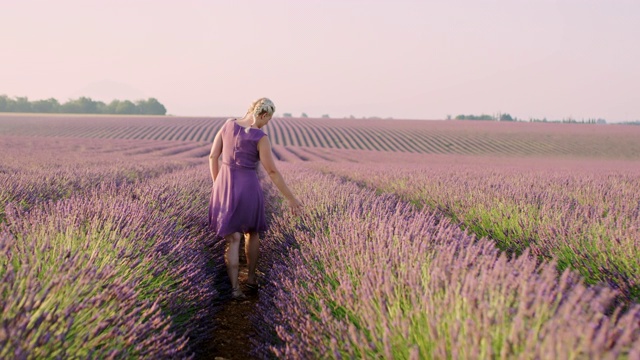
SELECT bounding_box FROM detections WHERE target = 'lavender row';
[310,159,640,303]
[1,139,219,357]
[252,163,640,359]
[0,136,200,224]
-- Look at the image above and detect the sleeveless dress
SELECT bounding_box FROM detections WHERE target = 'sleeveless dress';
[208,119,268,239]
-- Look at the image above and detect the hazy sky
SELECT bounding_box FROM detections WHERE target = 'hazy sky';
[1,0,639,121]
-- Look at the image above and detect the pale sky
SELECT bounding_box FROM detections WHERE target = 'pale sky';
[1,0,639,121]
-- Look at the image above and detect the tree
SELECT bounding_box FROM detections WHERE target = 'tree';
[321,114,330,118]
[455,114,494,121]
[32,98,60,113]
[301,112,308,118]
[136,98,167,115]
[282,112,292,117]
[115,100,136,114]
[500,113,514,121]
[60,97,102,113]
[76,97,99,113]
[0,95,9,112]
[147,98,166,115]
[106,100,120,114]
[95,101,108,114]
[13,97,31,113]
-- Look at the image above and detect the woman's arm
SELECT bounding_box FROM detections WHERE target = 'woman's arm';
[209,130,223,182]
[258,137,303,214]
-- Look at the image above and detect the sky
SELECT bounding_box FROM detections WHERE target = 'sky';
[1,0,639,121]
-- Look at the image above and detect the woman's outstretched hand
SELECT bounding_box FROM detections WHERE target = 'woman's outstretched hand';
[288,198,304,216]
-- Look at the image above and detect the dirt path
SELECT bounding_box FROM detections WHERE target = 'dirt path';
[197,248,259,360]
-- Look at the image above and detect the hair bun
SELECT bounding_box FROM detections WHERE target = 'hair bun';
[248,97,276,117]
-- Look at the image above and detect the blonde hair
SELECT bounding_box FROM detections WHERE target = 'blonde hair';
[245,97,275,133]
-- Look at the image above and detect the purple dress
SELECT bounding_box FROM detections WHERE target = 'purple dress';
[208,119,268,239]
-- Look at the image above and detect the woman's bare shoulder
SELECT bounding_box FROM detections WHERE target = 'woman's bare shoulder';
[221,118,237,130]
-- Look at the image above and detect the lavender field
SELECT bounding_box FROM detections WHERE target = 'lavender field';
[2,114,640,158]
[1,115,640,358]
[309,155,640,304]
[255,162,640,359]
[0,136,221,358]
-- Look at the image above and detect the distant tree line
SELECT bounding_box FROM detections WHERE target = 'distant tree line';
[0,95,167,115]
[451,113,517,121]
[448,113,608,124]
[454,114,495,121]
[281,112,332,119]
[528,117,606,124]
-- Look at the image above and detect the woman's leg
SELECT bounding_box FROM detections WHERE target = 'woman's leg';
[224,232,242,291]
[245,231,260,285]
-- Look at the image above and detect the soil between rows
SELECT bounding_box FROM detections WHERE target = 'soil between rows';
[197,247,259,360]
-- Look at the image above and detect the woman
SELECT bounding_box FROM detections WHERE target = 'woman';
[208,97,303,300]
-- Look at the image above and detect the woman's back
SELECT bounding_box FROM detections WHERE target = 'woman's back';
[220,119,266,169]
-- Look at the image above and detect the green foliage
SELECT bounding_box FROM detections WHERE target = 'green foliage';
[135,98,166,115]
[0,95,167,115]
[114,100,136,114]
[61,97,100,114]
[455,114,495,120]
[31,98,60,113]
[500,113,514,121]
[529,117,606,124]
